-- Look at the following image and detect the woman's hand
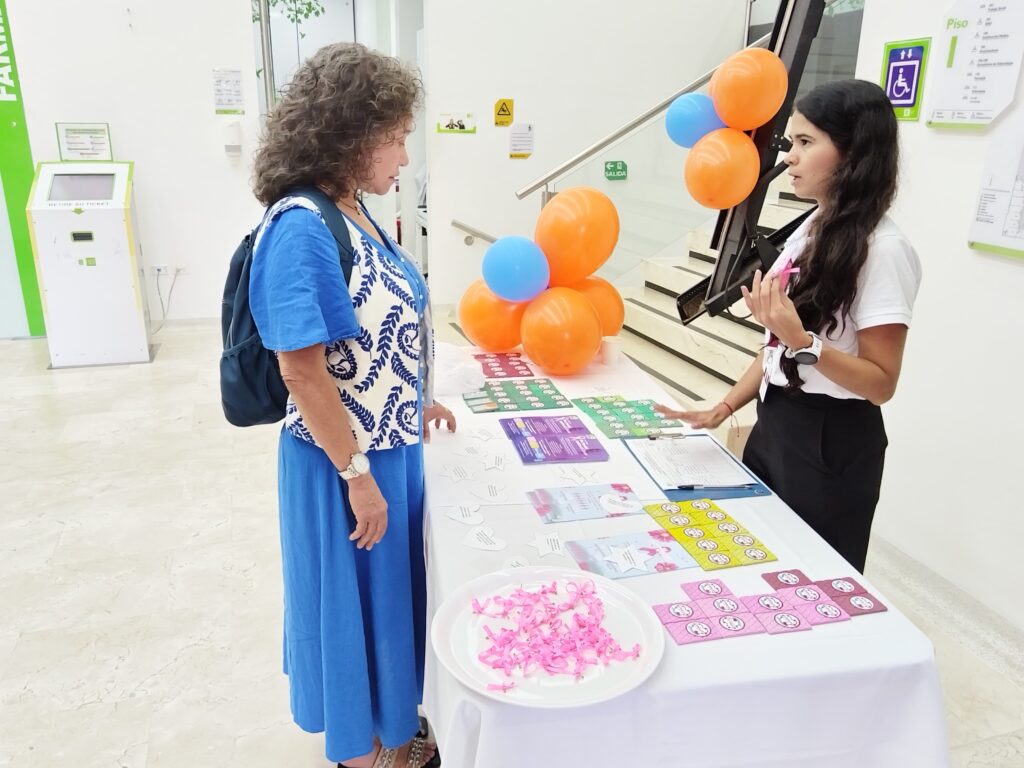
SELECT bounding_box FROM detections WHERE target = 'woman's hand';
[741,270,811,350]
[347,473,388,550]
[423,401,457,443]
[654,402,731,430]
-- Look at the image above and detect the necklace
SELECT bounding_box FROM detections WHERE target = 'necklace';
[337,197,361,216]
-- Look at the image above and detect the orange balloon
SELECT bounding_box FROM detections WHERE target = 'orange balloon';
[457,279,528,352]
[534,187,620,286]
[569,276,624,336]
[709,48,789,131]
[684,128,760,210]
[520,288,602,376]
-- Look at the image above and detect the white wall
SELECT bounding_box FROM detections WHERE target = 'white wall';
[423,0,749,305]
[856,4,1024,629]
[9,0,263,322]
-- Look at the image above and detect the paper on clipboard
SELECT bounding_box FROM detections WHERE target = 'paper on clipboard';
[626,435,753,489]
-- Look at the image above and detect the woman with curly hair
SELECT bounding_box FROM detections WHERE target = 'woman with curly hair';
[657,79,922,574]
[249,42,450,768]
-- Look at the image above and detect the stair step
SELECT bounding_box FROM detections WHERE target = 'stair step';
[623,295,756,386]
[627,287,763,352]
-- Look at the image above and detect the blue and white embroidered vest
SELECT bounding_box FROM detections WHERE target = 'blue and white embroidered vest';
[257,197,423,452]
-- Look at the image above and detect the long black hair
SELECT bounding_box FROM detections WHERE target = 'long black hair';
[781,79,899,390]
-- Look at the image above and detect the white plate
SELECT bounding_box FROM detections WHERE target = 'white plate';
[430,565,664,708]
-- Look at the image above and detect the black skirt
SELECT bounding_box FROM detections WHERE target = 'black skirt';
[742,385,888,573]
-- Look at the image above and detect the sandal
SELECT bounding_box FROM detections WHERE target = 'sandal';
[339,737,437,768]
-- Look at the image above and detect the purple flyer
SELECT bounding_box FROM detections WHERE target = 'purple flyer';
[500,415,609,465]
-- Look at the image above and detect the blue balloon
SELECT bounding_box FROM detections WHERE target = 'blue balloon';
[665,93,727,149]
[482,236,550,303]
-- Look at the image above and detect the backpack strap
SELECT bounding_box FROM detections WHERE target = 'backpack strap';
[286,186,356,284]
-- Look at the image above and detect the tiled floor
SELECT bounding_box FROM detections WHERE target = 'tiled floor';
[1,321,1021,767]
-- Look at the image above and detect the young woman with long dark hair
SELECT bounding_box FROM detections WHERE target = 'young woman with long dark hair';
[657,79,922,573]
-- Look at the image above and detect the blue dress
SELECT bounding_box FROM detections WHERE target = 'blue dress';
[250,205,428,763]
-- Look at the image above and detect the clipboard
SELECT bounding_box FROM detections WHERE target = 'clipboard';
[621,433,772,502]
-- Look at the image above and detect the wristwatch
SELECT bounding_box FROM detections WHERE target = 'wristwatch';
[784,332,823,365]
[338,452,371,480]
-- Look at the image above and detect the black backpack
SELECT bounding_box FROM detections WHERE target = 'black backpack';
[220,187,356,427]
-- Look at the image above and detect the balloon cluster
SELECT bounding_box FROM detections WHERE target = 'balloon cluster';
[665,48,789,209]
[458,187,625,376]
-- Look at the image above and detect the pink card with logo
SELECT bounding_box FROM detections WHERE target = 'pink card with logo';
[653,601,704,624]
[711,613,765,638]
[835,592,888,616]
[666,618,723,645]
[474,352,535,379]
[756,610,812,634]
[741,593,792,613]
[797,601,850,625]
[696,596,745,617]
[681,579,733,600]
[761,569,813,590]
[777,585,828,605]
[814,577,867,598]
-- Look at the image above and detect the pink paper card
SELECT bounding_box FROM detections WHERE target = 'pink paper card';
[666,618,723,645]
[474,353,535,379]
[756,610,812,634]
[653,601,704,624]
[695,596,745,617]
[681,579,734,600]
[777,585,828,605]
[761,569,813,590]
[834,592,888,617]
[712,612,766,638]
[741,593,793,613]
[814,577,867,598]
[797,601,850,625]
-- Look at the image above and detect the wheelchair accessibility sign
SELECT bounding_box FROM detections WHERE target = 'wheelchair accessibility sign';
[881,38,930,121]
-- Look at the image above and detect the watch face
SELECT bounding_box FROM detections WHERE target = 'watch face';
[794,350,818,365]
[351,453,371,474]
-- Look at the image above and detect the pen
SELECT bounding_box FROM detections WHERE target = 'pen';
[676,483,757,490]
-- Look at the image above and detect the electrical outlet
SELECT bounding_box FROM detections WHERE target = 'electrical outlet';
[152,265,170,276]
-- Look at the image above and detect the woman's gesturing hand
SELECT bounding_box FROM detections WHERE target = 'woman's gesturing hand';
[653,402,731,430]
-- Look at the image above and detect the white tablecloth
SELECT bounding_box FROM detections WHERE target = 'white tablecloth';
[422,355,949,768]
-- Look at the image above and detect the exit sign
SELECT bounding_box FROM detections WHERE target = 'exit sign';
[604,160,628,181]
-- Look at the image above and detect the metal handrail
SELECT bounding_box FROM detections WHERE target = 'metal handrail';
[451,219,497,244]
[514,32,772,200]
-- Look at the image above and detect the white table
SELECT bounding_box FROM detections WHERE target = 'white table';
[422,355,949,768]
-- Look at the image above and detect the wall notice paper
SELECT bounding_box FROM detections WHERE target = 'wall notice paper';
[437,112,477,134]
[510,123,534,159]
[626,435,755,490]
[213,69,245,115]
[56,123,112,162]
[928,1,1024,129]
[969,107,1024,259]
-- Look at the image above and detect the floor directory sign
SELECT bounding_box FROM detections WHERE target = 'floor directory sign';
[928,1,1024,129]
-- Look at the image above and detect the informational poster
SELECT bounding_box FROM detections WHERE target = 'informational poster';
[55,123,112,161]
[437,112,477,134]
[212,69,245,115]
[927,1,1024,129]
[969,106,1024,259]
[879,38,930,121]
[494,98,514,126]
[509,123,534,159]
